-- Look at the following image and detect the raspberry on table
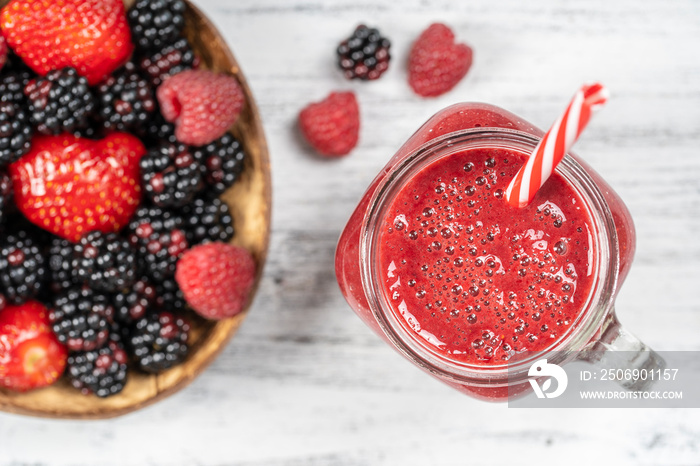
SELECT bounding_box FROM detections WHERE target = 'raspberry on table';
[128,0,186,53]
[113,277,157,324]
[71,231,139,293]
[66,332,128,397]
[0,230,47,304]
[182,197,235,245]
[23,67,96,135]
[157,69,245,146]
[127,205,189,282]
[176,242,256,320]
[96,61,156,132]
[127,311,190,373]
[195,133,246,197]
[138,38,200,88]
[140,142,204,208]
[49,286,114,352]
[337,25,391,80]
[408,23,473,97]
[298,91,360,157]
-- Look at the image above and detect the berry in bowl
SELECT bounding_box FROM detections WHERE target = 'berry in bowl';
[0,0,271,418]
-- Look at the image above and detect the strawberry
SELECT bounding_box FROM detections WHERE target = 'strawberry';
[175,242,256,320]
[0,0,133,85]
[298,91,360,157]
[0,301,68,392]
[408,23,473,97]
[10,133,145,242]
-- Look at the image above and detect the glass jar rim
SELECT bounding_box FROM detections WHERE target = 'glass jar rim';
[359,127,620,385]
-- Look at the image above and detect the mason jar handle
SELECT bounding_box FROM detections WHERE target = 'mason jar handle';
[576,310,665,391]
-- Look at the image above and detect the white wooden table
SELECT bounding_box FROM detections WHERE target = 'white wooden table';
[2,0,699,464]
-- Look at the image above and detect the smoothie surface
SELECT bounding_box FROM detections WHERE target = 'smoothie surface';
[378,147,595,365]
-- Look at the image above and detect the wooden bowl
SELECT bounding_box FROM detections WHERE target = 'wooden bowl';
[0,0,271,419]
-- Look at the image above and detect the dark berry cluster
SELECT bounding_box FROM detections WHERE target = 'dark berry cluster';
[0,0,251,399]
[337,25,391,80]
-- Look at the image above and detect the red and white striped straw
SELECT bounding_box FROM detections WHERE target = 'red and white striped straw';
[505,83,609,208]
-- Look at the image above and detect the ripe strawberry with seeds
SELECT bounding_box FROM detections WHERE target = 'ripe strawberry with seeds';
[408,23,473,97]
[9,133,145,242]
[298,91,360,157]
[0,301,68,392]
[0,0,133,85]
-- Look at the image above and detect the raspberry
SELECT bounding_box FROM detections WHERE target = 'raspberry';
[337,25,391,80]
[408,23,473,97]
[157,70,244,146]
[298,91,360,157]
[175,242,256,320]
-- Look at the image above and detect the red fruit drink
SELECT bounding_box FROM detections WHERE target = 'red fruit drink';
[336,103,639,400]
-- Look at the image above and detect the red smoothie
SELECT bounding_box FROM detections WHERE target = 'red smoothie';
[377,147,595,365]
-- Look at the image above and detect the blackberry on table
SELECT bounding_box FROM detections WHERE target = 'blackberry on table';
[127,311,190,373]
[138,38,199,87]
[113,277,157,324]
[196,133,245,197]
[182,197,234,245]
[66,332,128,397]
[0,230,46,304]
[140,142,204,208]
[97,61,156,132]
[48,237,75,294]
[71,231,139,293]
[337,25,391,80]
[155,276,185,312]
[127,205,189,282]
[0,72,33,166]
[128,0,186,53]
[23,67,95,135]
[49,286,114,352]
[0,170,12,226]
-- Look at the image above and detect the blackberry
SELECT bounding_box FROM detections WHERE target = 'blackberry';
[196,133,245,197]
[49,286,114,352]
[127,205,189,282]
[97,61,156,132]
[71,231,139,293]
[66,331,128,397]
[0,230,46,304]
[128,0,186,52]
[337,25,391,80]
[128,311,190,373]
[48,237,75,294]
[138,38,199,88]
[0,72,33,166]
[24,67,95,135]
[155,276,185,311]
[141,111,177,146]
[182,197,234,245]
[113,277,157,323]
[140,142,204,207]
[0,170,12,226]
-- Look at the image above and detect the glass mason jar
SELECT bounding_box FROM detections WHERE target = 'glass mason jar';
[335,103,663,401]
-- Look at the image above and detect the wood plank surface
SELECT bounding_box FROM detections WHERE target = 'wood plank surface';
[1,0,699,464]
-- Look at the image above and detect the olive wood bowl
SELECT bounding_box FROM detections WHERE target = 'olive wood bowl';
[0,0,271,419]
